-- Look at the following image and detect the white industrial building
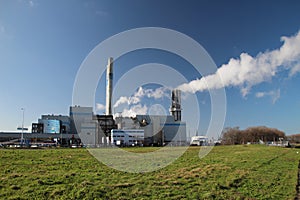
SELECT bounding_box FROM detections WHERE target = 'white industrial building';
[111,129,144,146]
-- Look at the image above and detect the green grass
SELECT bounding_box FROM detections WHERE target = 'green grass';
[0,145,299,199]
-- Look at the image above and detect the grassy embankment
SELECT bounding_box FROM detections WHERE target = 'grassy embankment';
[0,145,299,199]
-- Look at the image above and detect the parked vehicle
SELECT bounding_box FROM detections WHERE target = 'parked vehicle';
[190,136,209,146]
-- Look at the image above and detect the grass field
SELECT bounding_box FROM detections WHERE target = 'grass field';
[0,145,299,199]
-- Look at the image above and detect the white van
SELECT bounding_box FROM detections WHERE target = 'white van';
[190,136,209,146]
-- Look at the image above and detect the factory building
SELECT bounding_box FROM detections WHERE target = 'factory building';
[67,58,118,147]
[0,57,187,147]
[117,115,186,146]
[38,119,60,134]
[68,56,187,147]
[114,91,187,146]
[69,106,94,135]
[93,114,117,145]
[30,113,80,146]
[30,105,117,147]
[68,105,117,147]
[41,115,71,133]
[79,121,98,147]
[115,116,140,129]
[32,114,70,134]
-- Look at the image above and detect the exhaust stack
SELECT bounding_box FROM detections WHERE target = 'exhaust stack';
[106,57,113,115]
[170,89,182,121]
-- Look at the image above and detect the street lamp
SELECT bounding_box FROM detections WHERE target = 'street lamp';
[21,108,25,146]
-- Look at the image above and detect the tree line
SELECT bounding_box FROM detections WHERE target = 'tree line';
[286,134,300,143]
[221,126,285,145]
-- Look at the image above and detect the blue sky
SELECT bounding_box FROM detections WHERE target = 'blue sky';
[0,0,300,135]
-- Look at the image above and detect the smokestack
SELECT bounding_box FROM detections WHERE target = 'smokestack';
[106,57,113,115]
[170,89,182,121]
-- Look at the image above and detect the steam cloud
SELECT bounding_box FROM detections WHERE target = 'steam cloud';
[178,30,300,96]
[113,87,170,117]
[255,89,281,104]
[113,30,300,116]
[113,87,169,108]
[120,104,148,117]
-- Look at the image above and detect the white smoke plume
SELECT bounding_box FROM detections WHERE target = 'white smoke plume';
[177,30,300,96]
[289,63,300,77]
[113,86,169,108]
[113,30,300,113]
[113,87,169,117]
[120,104,148,117]
[256,89,280,104]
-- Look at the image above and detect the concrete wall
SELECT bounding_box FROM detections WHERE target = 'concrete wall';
[80,122,98,147]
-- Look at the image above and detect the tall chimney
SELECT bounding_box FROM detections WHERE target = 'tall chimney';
[106,57,113,115]
[170,89,181,121]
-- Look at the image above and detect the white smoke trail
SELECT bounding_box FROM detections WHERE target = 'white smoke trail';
[113,86,170,117]
[113,30,300,113]
[113,87,170,108]
[177,30,300,96]
[255,89,280,104]
[121,104,148,117]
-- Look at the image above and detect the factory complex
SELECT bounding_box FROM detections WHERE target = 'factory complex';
[30,104,186,147]
[0,58,187,148]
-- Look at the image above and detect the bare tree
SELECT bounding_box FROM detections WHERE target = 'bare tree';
[221,126,285,145]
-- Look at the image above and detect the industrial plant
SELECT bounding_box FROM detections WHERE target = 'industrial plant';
[0,58,187,147]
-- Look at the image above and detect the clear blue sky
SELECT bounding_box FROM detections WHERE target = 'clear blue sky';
[0,0,300,135]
